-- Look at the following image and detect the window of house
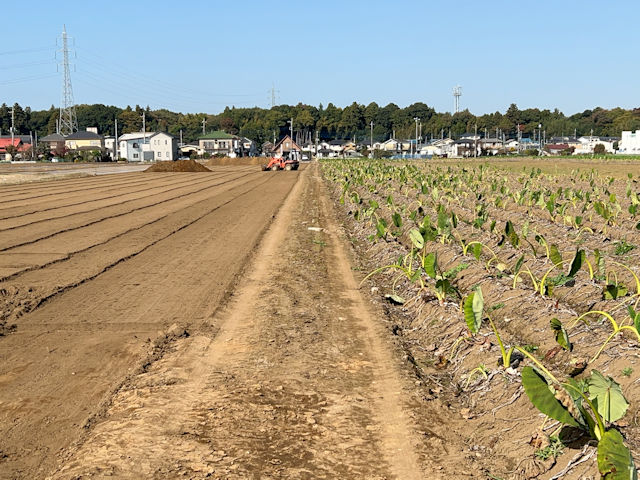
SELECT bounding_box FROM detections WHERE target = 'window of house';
[133,153,139,158]
[165,140,168,145]
[166,151,169,157]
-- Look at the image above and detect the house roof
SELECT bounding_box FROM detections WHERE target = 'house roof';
[0,138,21,148]
[41,133,66,141]
[328,139,346,145]
[118,132,175,142]
[199,130,236,140]
[272,135,301,152]
[66,130,103,140]
[0,134,31,143]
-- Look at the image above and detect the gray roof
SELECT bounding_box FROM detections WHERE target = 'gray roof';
[40,133,65,141]
[66,131,103,140]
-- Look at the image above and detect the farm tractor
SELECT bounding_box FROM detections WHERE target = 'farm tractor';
[261,156,299,171]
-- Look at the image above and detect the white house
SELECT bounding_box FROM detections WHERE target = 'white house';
[619,131,640,154]
[574,136,618,154]
[119,132,178,162]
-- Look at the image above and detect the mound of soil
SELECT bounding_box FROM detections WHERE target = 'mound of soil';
[145,160,211,172]
[203,157,264,167]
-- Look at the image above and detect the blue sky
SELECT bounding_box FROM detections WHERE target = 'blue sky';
[1,0,638,115]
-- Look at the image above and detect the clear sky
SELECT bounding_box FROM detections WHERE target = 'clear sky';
[1,0,638,115]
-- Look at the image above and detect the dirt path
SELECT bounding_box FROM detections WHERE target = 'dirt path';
[45,164,432,479]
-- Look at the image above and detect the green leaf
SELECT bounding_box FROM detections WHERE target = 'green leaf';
[588,370,629,423]
[521,367,580,427]
[604,284,628,300]
[384,294,405,305]
[408,228,424,250]
[514,254,525,275]
[463,287,483,334]
[392,212,402,228]
[424,252,437,279]
[472,243,482,261]
[629,306,640,333]
[569,249,585,278]
[550,318,572,351]
[595,249,606,276]
[376,218,387,238]
[597,428,638,479]
[550,244,563,268]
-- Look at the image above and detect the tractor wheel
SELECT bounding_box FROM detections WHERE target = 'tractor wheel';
[271,165,279,171]
[261,165,268,171]
[285,164,292,171]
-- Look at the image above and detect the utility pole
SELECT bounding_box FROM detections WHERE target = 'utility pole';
[142,112,146,143]
[30,131,34,159]
[414,117,420,157]
[370,121,374,157]
[10,105,15,145]
[474,123,478,158]
[179,129,183,146]
[202,117,207,135]
[114,117,118,160]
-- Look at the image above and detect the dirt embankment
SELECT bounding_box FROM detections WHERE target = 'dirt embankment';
[202,157,266,167]
[145,159,212,172]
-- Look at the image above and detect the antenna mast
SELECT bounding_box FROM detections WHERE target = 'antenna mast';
[453,85,462,114]
[58,25,78,135]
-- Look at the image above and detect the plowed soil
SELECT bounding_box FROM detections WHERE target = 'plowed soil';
[0,164,456,479]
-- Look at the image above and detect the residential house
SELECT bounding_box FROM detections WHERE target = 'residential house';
[261,141,274,156]
[316,148,333,158]
[545,143,571,155]
[272,135,302,159]
[420,138,453,157]
[119,132,178,162]
[40,133,66,155]
[450,138,479,158]
[619,130,640,154]
[328,139,346,155]
[65,130,105,152]
[0,137,29,161]
[199,131,239,156]
[574,136,618,154]
[179,144,205,157]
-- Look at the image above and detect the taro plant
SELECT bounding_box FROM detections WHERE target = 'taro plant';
[517,353,637,479]
[571,310,640,362]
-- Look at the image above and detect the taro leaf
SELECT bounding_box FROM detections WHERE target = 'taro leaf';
[597,428,638,479]
[604,284,628,300]
[505,220,520,247]
[437,209,448,231]
[424,252,437,279]
[384,294,405,305]
[569,249,585,278]
[409,228,424,250]
[472,243,482,261]
[550,317,572,351]
[595,249,606,276]
[588,370,629,423]
[521,366,579,427]
[628,306,640,333]
[463,287,483,334]
[376,218,387,238]
[451,212,458,228]
[550,244,563,268]
[392,212,403,228]
[514,254,525,275]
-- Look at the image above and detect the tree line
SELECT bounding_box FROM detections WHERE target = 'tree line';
[1,102,639,147]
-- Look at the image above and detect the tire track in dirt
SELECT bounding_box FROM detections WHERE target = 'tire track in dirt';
[0,172,235,231]
[0,172,158,205]
[0,171,259,254]
[0,172,272,329]
[47,164,429,479]
[0,172,227,224]
[0,168,300,479]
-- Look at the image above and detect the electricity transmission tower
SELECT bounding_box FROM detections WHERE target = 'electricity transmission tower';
[453,85,462,114]
[58,25,78,135]
[268,83,280,108]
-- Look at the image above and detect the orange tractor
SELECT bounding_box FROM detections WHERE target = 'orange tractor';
[261,156,299,171]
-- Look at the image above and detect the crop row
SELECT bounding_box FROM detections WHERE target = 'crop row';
[322,159,639,478]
